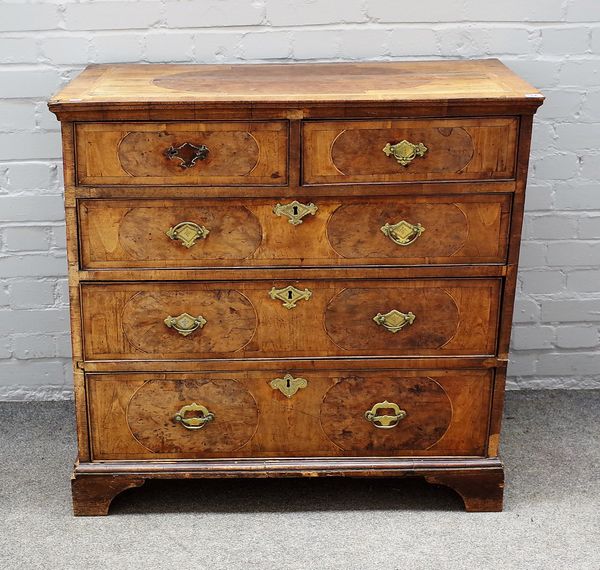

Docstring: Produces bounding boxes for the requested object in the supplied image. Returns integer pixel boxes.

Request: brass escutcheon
[166,221,210,248]
[164,312,207,336]
[165,142,209,169]
[373,309,416,333]
[269,285,312,309]
[270,373,308,398]
[364,400,407,429]
[174,402,215,430]
[381,220,425,246]
[383,140,428,166]
[273,200,318,226]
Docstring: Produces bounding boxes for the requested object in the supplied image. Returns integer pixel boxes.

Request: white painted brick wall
[0,0,599,399]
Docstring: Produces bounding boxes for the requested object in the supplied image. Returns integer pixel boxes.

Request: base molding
[71,457,504,515]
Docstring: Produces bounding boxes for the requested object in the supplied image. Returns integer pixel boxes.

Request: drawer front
[79,194,511,269]
[87,369,493,460]
[75,121,288,186]
[302,118,518,185]
[80,279,501,360]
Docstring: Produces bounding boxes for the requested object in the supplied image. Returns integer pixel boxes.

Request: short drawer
[87,369,493,460]
[75,121,288,186]
[302,118,518,185]
[80,279,501,360]
[78,194,511,269]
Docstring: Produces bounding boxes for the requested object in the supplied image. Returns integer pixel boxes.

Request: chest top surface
[49,59,542,112]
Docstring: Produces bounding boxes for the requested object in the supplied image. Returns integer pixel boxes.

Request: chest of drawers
[49,60,543,515]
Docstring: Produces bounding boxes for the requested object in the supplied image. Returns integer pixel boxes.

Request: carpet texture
[0,391,598,570]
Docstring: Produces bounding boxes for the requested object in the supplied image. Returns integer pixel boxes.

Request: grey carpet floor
[0,391,599,570]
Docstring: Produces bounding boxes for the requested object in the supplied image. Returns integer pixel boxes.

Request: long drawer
[302,118,518,185]
[75,121,288,186]
[87,369,493,460]
[80,279,501,360]
[78,194,511,269]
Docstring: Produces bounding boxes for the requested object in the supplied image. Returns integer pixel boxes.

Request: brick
[537,352,600,375]
[389,28,438,57]
[542,299,600,322]
[0,38,38,64]
[0,384,73,401]
[531,123,556,152]
[55,334,72,358]
[512,325,555,350]
[512,297,540,323]
[527,215,578,240]
[524,184,553,210]
[554,183,600,210]
[567,0,600,22]
[0,360,65,387]
[504,60,560,89]
[9,279,55,309]
[35,103,61,132]
[0,69,63,98]
[560,60,600,87]
[4,227,50,252]
[593,29,600,54]
[268,0,364,26]
[0,3,60,32]
[0,132,62,161]
[520,270,564,294]
[438,28,482,58]
[5,163,57,192]
[293,30,340,60]
[13,335,59,359]
[66,2,162,30]
[0,285,9,307]
[463,0,564,21]
[580,154,600,179]
[0,101,36,131]
[368,0,464,22]
[536,89,582,121]
[92,35,144,63]
[193,32,243,63]
[339,29,388,59]
[518,242,547,268]
[52,226,67,250]
[55,279,69,306]
[0,254,67,278]
[0,307,68,334]
[567,269,600,292]
[41,36,90,65]
[533,154,579,181]
[555,326,598,349]
[555,123,600,151]
[579,217,600,239]
[507,354,536,376]
[542,27,590,54]
[0,196,63,222]
[165,0,264,28]
[0,339,11,359]
[146,33,194,63]
[581,90,600,121]
[547,241,600,267]
[242,31,291,60]
[485,27,533,55]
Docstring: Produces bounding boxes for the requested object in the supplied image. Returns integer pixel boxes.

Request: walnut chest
[49,60,543,515]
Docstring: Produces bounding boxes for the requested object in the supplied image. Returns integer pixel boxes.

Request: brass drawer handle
[381,220,424,246]
[166,221,210,248]
[373,309,415,333]
[383,140,428,166]
[165,142,209,169]
[164,312,207,336]
[269,285,312,309]
[365,400,407,429]
[174,403,215,430]
[273,200,318,226]
[270,373,308,398]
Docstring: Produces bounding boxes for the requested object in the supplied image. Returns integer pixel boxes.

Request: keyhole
[288,290,293,300]
[292,205,298,216]
[286,377,291,388]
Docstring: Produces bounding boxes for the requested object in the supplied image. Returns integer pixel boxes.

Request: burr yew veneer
[49,60,543,515]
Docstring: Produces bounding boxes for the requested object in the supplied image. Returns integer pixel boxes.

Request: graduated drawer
[75,121,288,186]
[78,194,511,269]
[80,279,501,360]
[87,369,493,460]
[302,118,518,185]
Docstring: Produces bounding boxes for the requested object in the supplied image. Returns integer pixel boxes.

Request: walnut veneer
[49,60,543,515]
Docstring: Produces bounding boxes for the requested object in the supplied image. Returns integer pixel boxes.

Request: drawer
[78,194,511,269]
[87,368,493,460]
[75,121,288,186]
[302,118,518,185]
[80,279,501,360]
